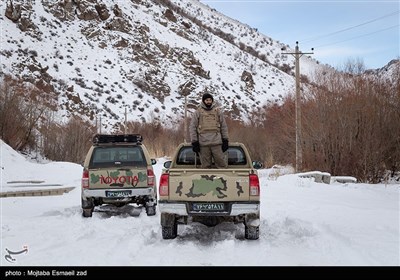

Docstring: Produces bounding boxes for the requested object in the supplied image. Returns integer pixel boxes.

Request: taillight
[249,174,260,196]
[147,168,155,186]
[159,173,169,196]
[82,169,89,189]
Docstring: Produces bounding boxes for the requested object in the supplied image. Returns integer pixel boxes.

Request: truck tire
[145,205,156,216]
[82,208,93,218]
[162,223,178,239]
[245,225,259,240]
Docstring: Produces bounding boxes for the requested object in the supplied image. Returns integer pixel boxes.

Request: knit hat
[202,93,213,103]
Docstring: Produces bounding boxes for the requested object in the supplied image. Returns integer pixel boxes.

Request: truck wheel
[162,223,178,239]
[82,208,93,218]
[245,225,259,240]
[146,205,156,216]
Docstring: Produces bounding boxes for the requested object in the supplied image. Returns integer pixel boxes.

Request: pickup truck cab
[158,142,261,240]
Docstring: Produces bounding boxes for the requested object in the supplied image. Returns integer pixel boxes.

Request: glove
[222,138,229,152]
[192,141,200,153]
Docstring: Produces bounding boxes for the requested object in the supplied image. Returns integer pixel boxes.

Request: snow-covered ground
[1,140,399,266]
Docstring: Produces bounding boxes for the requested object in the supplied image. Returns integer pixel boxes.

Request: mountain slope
[0,0,300,129]
[0,0,394,130]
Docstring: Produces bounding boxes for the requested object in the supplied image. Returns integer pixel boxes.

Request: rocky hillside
[0,0,396,130]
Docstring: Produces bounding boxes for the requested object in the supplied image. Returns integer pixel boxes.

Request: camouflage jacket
[189,102,229,146]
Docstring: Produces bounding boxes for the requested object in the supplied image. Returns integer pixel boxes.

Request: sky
[200,0,400,69]
[1,139,399,268]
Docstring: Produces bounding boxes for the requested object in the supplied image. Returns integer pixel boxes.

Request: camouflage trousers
[199,145,227,168]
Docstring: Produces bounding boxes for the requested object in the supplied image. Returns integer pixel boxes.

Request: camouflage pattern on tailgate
[89,168,148,189]
[169,172,249,201]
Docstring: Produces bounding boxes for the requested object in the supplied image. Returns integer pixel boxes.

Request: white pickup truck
[158,142,262,240]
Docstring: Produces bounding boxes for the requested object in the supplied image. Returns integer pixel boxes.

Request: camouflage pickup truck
[81,134,157,218]
[158,142,262,240]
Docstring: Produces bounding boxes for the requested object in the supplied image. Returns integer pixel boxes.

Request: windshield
[89,146,147,168]
[176,146,247,165]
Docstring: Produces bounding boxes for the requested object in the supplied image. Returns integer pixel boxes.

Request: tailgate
[88,167,148,189]
[168,169,250,201]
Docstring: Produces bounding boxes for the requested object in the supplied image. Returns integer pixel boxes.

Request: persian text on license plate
[105,190,132,198]
[192,203,225,211]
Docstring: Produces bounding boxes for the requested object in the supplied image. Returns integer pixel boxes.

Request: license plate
[192,203,225,212]
[105,190,132,198]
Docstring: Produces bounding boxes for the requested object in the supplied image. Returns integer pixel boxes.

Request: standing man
[189,93,229,168]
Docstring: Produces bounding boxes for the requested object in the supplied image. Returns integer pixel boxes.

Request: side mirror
[151,158,157,165]
[252,161,263,169]
[163,160,172,169]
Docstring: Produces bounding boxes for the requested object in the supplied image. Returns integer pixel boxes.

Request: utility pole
[179,79,196,143]
[282,42,313,172]
[124,106,127,134]
[99,115,102,134]
[184,94,188,143]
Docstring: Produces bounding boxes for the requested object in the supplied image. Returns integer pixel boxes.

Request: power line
[314,24,399,48]
[301,10,400,43]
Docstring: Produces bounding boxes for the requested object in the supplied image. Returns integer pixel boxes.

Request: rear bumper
[82,187,155,198]
[159,201,260,216]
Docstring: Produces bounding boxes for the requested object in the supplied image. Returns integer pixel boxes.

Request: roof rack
[92,134,143,144]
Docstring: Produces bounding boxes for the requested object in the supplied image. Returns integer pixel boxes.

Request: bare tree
[0,75,57,151]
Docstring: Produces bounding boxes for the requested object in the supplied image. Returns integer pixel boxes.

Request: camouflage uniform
[189,94,229,168]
